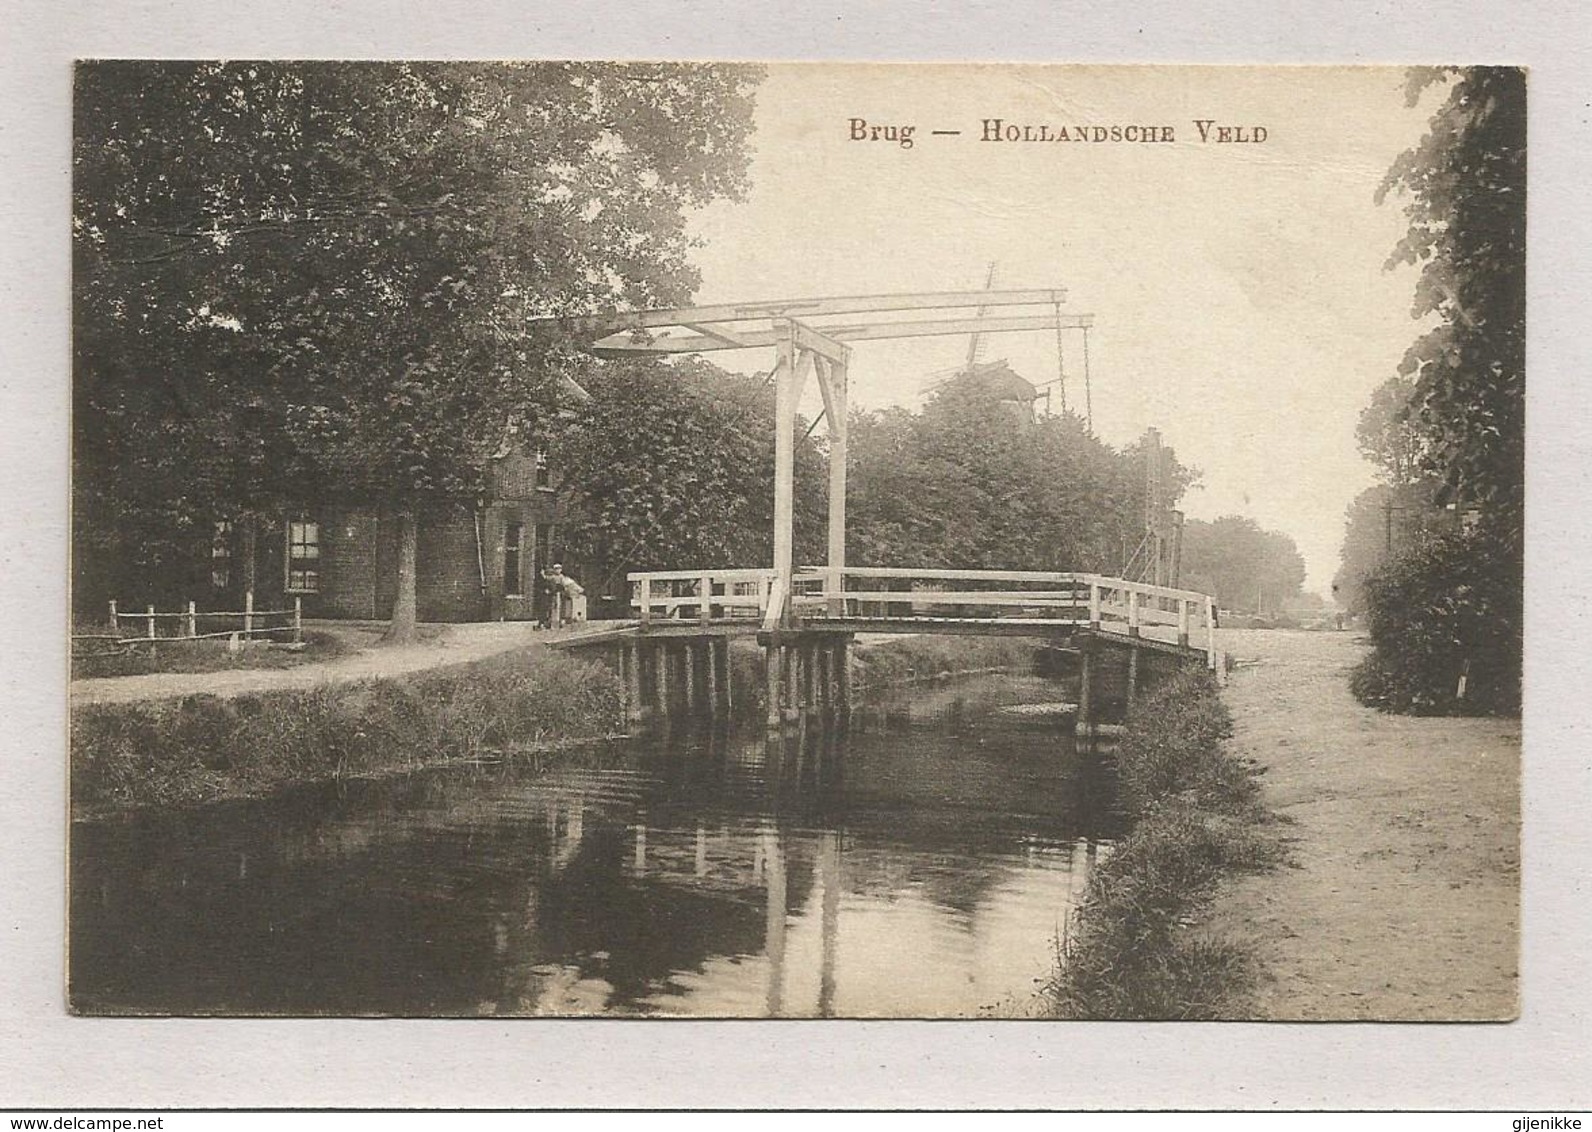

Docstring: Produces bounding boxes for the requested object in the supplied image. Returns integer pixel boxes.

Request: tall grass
[1045,669,1286,1019]
[71,629,355,680]
[851,635,1034,690]
[71,650,622,816]
[713,635,1034,723]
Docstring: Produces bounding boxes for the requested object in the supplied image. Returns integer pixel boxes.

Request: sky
[681,64,1440,595]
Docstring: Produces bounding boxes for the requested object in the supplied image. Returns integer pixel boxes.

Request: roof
[953,359,1039,403]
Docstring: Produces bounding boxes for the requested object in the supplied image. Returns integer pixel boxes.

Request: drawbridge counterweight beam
[538,289,1093,633]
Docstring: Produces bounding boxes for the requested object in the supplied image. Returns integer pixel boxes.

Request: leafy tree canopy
[1377,66,1525,521]
[556,356,827,595]
[73,60,763,618]
[1180,515,1306,616]
[846,379,1193,573]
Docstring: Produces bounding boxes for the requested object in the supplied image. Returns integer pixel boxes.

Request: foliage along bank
[71,650,623,819]
[1045,669,1287,1020]
[1340,67,1524,715]
[73,61,764,635]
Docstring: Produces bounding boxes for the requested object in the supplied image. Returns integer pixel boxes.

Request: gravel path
[1202,629,1519,1020]
[69,620,621,706]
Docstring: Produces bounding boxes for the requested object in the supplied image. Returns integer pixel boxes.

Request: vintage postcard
[67,61,1522,1022]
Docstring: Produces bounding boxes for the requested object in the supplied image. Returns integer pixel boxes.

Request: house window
[211,520,233,589]
[285,519,320,593]
[535,446,553,490]
[504,522,524,596]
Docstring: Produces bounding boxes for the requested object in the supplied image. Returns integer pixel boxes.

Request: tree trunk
[386,508,419,643]
[240,513,258,596]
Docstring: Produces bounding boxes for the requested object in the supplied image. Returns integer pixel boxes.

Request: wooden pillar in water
[835,637,852,713]
[704,638,720,716]
[783,645,800,723]
[1127,643,1140,710]
[683,641,698,712]
[765,644,782,729]
[718,639,734,715]
[1078,637,1095,736]
[657,642,672,717]
[624,641,644,725]
[802,640,818,714]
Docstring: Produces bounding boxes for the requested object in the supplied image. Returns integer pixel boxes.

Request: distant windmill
[912,263,1092,429]
[917,262,1006,397]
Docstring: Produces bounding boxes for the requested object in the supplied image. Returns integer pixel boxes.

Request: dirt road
[1204,629,1519,1020]
[69,620,616,706]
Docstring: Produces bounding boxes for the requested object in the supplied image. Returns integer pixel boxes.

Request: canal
[69,670,1119,1017]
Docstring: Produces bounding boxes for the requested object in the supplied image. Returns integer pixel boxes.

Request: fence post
[639,577,652,626]
[1178,599,1190,648]
[108,600,118,635]
[146,604,156,640]
[1088,582,1100,629]
[244,589,254,639]
[1127,589,1141,637]
[294,596,303,643]
[186,600,197,639]
[1205,598,1218,671]
[700,573,713,624]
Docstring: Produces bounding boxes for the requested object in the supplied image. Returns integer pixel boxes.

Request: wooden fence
[74,592,303,654]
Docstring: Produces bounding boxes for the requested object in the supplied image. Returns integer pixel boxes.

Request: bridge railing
[630,568,780,625]
[789,567,1218,666]
[628,565,1219,668]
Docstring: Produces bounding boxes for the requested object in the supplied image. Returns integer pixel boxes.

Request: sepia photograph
[66,61,1524,1022]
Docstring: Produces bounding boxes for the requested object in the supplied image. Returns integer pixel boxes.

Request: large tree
[1376,66,1525,522]
[1346,66,1525,713]
[846,381,1185,573]
[555,355,827,598]
[1333,374,1450,614]
[73,60,762,636]
[1180,515,1307,617]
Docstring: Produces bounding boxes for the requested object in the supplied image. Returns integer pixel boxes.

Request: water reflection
[71,674,1116,1017]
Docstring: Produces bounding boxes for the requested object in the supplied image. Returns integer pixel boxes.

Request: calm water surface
[70,673,1117,1017]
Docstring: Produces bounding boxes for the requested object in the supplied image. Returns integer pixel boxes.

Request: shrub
[1046,665,1285,1019]
[71,650,623,815]
[71,630,355,680]
[851,636,1033,689]
[1350,516,1521,716]
[1114,669,1253,820]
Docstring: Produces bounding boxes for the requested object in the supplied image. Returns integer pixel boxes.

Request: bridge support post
[657,642,672,717]
[1127,643,1140,710]
[624,641,645,725]
[704,639,720,716]
[825,353,849,618]
[1078,637,1095,737]
[765,644,782,729]
[683,641,699,713]
[836,636,852,713]
[783,645,801,723]
[802,640,818,715]
[717,639,733,715]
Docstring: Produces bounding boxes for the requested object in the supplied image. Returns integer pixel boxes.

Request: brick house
[205,439,570,624]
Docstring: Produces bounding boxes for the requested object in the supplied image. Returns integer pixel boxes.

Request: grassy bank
[71,649,622,818]
[1044,668,1288,1019]
[73,633,1032,818]
[71,628,358,680]
[851,635,1035,690]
